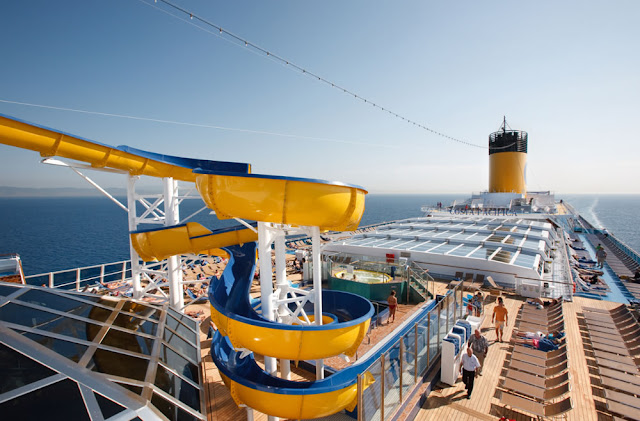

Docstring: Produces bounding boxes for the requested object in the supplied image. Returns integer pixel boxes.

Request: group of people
[459,296,509,399]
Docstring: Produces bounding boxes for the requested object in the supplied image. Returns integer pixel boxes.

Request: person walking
[468,329,489,375]
[596,247,607,268]
[492,297,508,342]
[387,290,398,324]
[460,347,481,399]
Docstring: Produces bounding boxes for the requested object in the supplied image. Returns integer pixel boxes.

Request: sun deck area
[416,291,639,421]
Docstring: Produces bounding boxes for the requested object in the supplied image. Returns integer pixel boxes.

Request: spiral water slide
[0,113,376,418]
[132,172,375,419]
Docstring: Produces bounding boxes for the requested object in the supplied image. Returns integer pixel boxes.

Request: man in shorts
[492,296,508,342]
[387,290,398,324]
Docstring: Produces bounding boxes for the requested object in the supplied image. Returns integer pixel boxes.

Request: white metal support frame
[163,177,184,309]
[254,222,326,419]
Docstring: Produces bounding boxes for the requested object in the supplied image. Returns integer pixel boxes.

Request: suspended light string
[140,0,486,149]
[0,99,401,149]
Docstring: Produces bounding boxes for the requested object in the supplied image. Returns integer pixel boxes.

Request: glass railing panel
[383,341,401,420]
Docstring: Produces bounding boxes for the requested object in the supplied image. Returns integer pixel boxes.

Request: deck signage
[450,208,518,216]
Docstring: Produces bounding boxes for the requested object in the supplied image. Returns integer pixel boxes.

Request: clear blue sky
[1,0,638,194]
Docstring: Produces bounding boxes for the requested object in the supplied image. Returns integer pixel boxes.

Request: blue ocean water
[0,194,637,276]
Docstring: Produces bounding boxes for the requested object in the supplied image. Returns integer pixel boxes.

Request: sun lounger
[590,335,632,349]
[502,377,570,402]
[522,304,562,316]
[511,349,567,367]
[519,313,563,325]
[605,389,640,409]
[483,275,511,295]
[585,312,637,327]
[594,350,639,367]
[501,377,545,400]
[588,329,637,344]
[599,367,640,387]
[606,400,640,421]
[590,341,632,356]
[499,391,572,418]
[509,359,568,377]
[513,344,567,360]
[595,357,638,374]
[517,322,563,335]
[505,369,546,388]
[583,304,628,315]
[600,376,640,397]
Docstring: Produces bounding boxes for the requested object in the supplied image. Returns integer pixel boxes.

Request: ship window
[113,313,158,336]
[166,315,197,344]
[492,250,513,264]
[94,392,127,418]
[0,379,90,421]
[448,245,479,257]
[101,329,154,356]
[0,284,20,297]
[20,331,88,363]
[514,253,537,269]
[114,382,144,395]
[17,290,112,323]
[121,301,160,321]
[1,304,103,342]
[163,330,197,362]
[154,364,201,410]
[151,392,201,421]
[88,348,149,381]
[159,344,199,377]
[0,343,58,394]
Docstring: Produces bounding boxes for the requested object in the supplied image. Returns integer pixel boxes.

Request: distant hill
[0,186,160,197]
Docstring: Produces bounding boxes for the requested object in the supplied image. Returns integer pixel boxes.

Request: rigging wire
[0,98,400,149]
[138,0,487,149]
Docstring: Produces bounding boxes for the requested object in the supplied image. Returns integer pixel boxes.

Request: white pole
[311,226,324,380]
[164,177,184,310]
[274,232,290,380]
[258,222,277,373]
[126,176,142,299]
[258,222,279,421]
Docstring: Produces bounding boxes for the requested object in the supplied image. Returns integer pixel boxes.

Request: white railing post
[76,268,81,291]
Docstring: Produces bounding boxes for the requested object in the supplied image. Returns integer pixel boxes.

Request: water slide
[0,112,251,181]
[1,112,380,419]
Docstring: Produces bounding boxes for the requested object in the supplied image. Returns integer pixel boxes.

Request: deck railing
[25,260,132,290]
[356,282,464,420]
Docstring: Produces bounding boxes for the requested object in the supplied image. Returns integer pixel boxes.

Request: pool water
[333,269,392,284]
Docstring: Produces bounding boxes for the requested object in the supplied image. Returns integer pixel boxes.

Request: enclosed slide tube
[210,242,376,419]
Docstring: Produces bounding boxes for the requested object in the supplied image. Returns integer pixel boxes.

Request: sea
[0,194,638,276]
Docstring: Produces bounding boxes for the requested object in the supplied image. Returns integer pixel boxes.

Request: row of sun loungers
[580,304,640,420]
[497,299,573,419]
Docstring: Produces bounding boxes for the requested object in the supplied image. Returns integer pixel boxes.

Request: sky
[0,0,638,194]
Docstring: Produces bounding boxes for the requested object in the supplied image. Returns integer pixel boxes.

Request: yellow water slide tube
[196,171,367,231]
[0,113,250,181]
[130,222,257,262]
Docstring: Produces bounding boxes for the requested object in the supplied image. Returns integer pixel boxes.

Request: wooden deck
[197,266,637,421]
[416,295,628,421]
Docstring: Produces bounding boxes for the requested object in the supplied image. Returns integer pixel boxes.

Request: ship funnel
[488,117,527,194]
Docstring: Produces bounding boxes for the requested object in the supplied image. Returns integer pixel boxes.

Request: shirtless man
[387,290,398,324]
[492,296,508,342]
